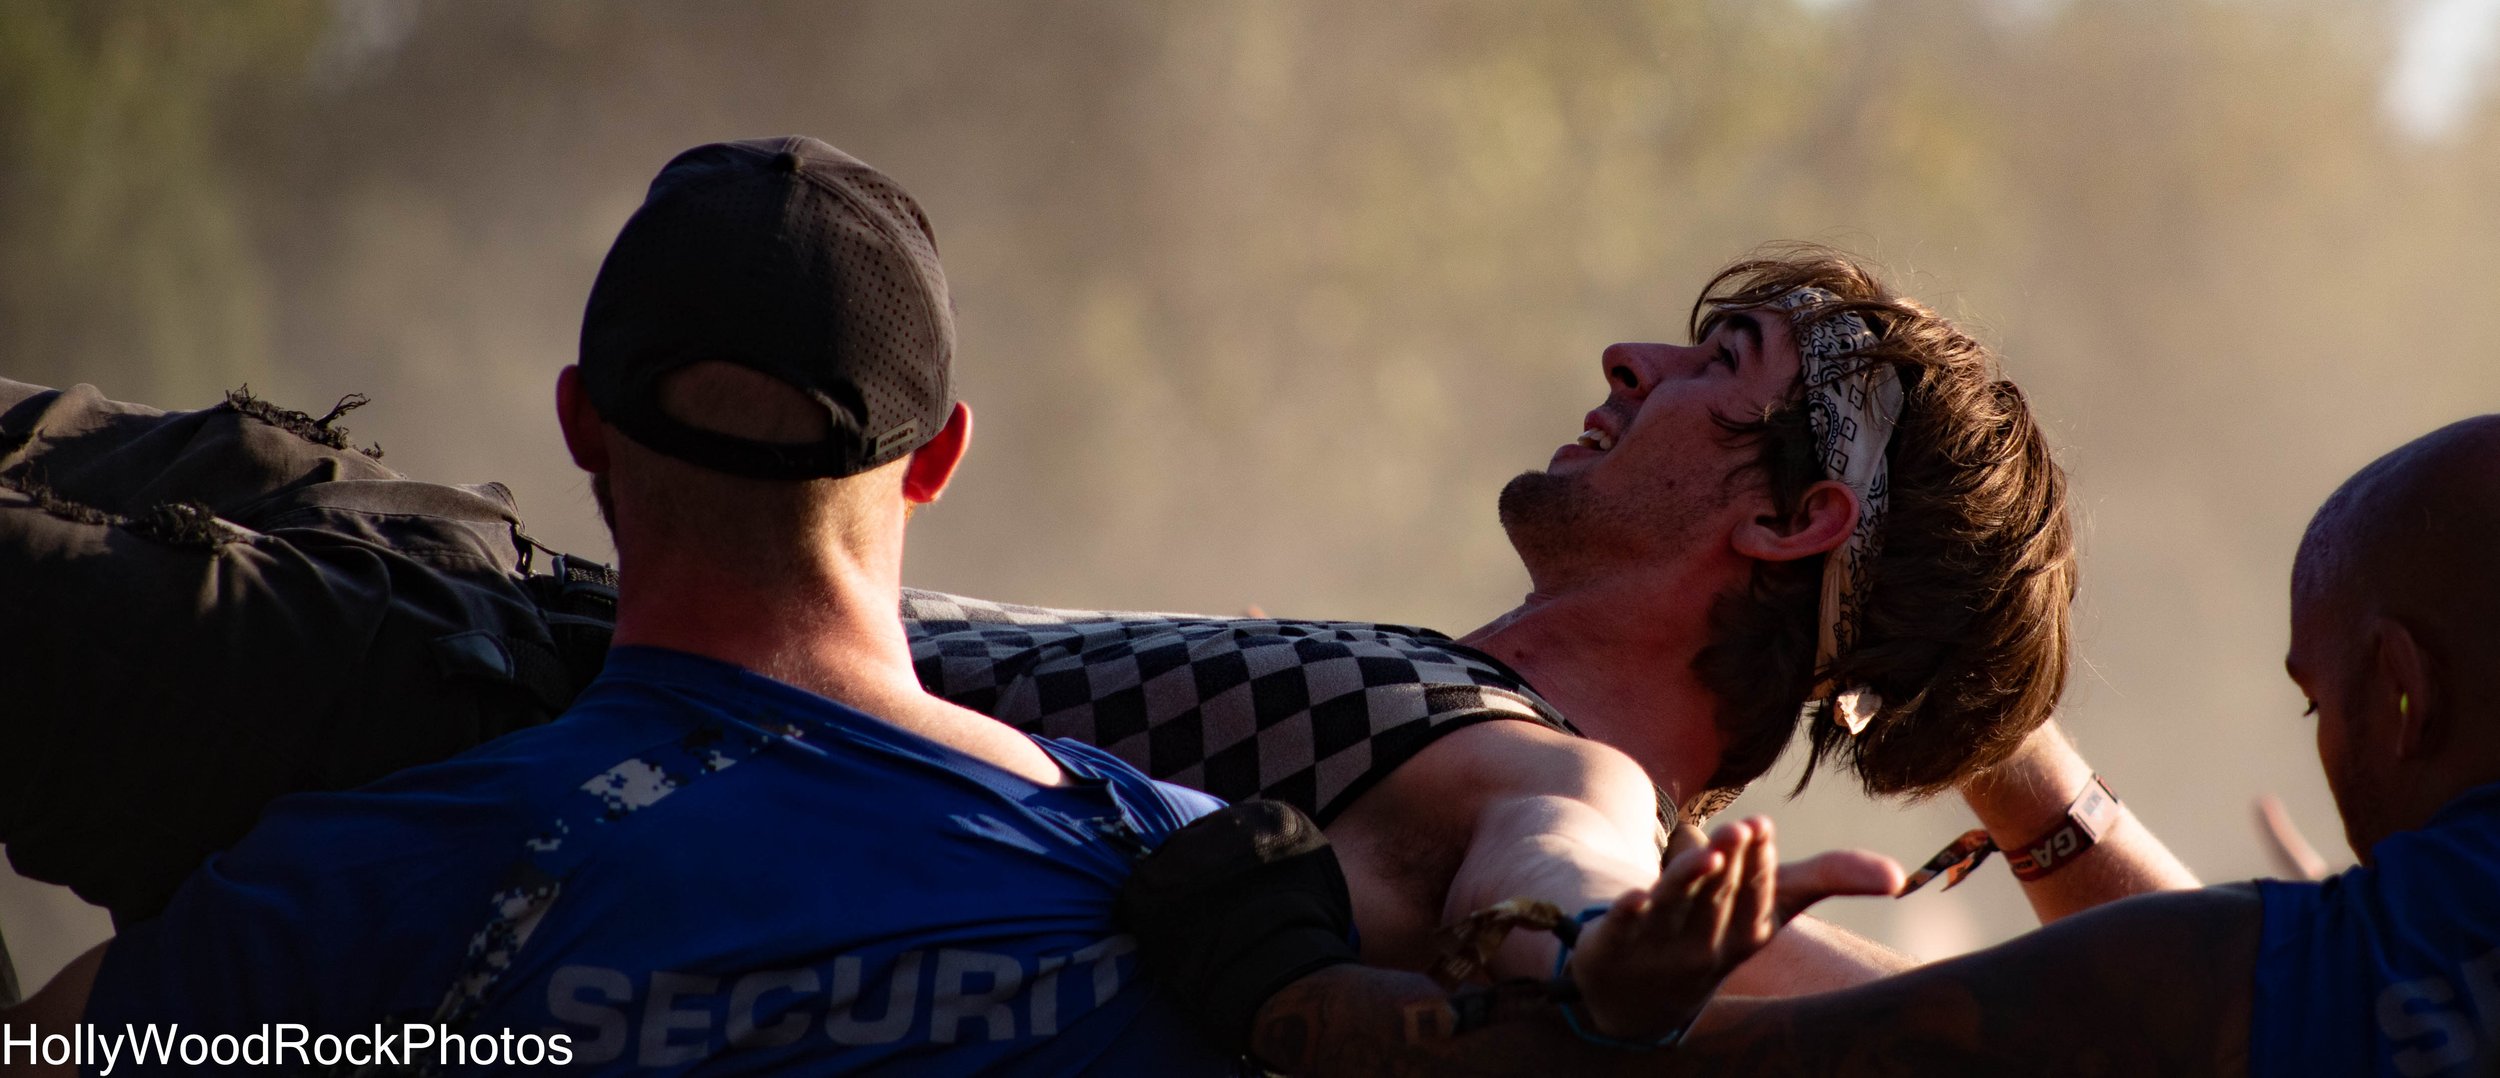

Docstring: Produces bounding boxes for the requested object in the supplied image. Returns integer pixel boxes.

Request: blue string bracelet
[1551,904,1698,1051]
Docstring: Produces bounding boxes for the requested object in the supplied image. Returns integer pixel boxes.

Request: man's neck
[608,553,1071,789]
[609,556,921,713]
[1459,571,1730,810]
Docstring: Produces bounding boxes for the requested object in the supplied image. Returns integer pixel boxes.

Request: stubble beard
[1496,469,1590,573]
[1497,466,1711,588]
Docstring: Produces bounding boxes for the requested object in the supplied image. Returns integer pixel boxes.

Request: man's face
[1498,307,1806,587]
[2286,586,2388,862]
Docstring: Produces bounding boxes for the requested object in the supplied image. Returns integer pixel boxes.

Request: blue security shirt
[2252,783,2500,1078]
[86,646,1240,1076]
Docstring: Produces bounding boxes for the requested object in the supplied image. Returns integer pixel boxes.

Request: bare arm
[1667,884,2258,1076]
[1250,821,1795,1077]
[1333,721,1912,990]
[1716,911,1916,992]
[0,942,106,1076]
[1248,882,2259,1077]
[1325,723,1664,978]
[1436,731,1671,980]
[1959,721,2200,922]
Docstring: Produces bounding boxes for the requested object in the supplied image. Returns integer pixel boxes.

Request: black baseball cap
[579,136,954,480]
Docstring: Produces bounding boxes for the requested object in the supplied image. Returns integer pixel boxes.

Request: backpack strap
[535,551,619,685]
[427,548,619,716]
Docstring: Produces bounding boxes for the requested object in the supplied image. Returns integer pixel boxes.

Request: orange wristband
[1898,774,2121,895]
[2002,774,2120,881]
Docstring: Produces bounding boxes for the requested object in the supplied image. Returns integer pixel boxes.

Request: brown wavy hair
[1685,244,2076,812]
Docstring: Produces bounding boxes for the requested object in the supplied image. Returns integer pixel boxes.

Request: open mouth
[1574,427,1616,452]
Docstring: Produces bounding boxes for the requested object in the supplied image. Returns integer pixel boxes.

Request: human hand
[1569,816,1902,1041]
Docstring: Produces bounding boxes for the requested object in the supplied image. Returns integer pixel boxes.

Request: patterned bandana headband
[1778,286,1902,736]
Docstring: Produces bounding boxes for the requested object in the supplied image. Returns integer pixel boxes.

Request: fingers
[1728,817,1777,946]
[1613,820,1753,953]
[1772,848,1907,924]
[1664,822,1708,863]
[1576,815,1900,1047]
[1656,837,1725,903]
[1692,824,1736,903]
[1699,819,1755,944]
[1574,819,1760,1039]
[1646,818,1771,951]
[1620,820,1901,959]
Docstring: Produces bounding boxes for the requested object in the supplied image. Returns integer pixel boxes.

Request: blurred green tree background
[4,0,2496,966]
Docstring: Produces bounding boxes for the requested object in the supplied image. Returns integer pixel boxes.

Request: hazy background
[7,0,2499,984]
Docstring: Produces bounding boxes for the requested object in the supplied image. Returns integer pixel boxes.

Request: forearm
[1451,813,1912,994]
[1667,887,2258,1077]
[1715,914,1914,996]
[1245,888,2235,1078]
[1191,802,1919,1076]
[1959,721,2197,922]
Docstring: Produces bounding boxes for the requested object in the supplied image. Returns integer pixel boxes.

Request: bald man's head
[2289,415,2500,860]
[2295,416,2500,666]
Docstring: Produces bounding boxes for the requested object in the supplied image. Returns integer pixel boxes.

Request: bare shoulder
[1325,720,1584,859]
[1332,718,1662,872]
[1321,719,1661,968]
[1375,718,1656,806]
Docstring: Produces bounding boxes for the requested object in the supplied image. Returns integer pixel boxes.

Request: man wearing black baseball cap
[4,137,1242,1075]
[576,138,955,482]
[2,139,2184,1062]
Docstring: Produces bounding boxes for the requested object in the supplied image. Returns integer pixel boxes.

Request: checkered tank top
[902,590,1577,825]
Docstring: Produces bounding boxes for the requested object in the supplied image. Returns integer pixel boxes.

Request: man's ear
[2371,615,2436,761]
[901,402,972,505]
[1731,479,1859,563]
[554,366,611,474]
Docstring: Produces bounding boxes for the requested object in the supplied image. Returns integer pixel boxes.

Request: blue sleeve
[2251,876,2388,1078]
[2249,801,2500,1078]
[1040,737,1223,829]
[1147,780,1225,823]
[84,790,508,1047]
[88,855,330,1043]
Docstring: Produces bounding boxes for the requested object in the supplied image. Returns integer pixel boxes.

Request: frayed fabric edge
[225,385,385,460]
[0,473,238,550]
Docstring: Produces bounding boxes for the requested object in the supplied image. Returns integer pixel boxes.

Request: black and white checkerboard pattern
[903,589,1576,824]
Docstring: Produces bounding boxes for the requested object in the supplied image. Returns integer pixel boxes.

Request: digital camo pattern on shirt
[81,647,1237,1076]
[902,589,1578,825]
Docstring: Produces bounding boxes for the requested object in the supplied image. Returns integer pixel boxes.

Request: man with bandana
[0,245,2187,996]
[905,246,2195,989]
[1151,415,2500,1078]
